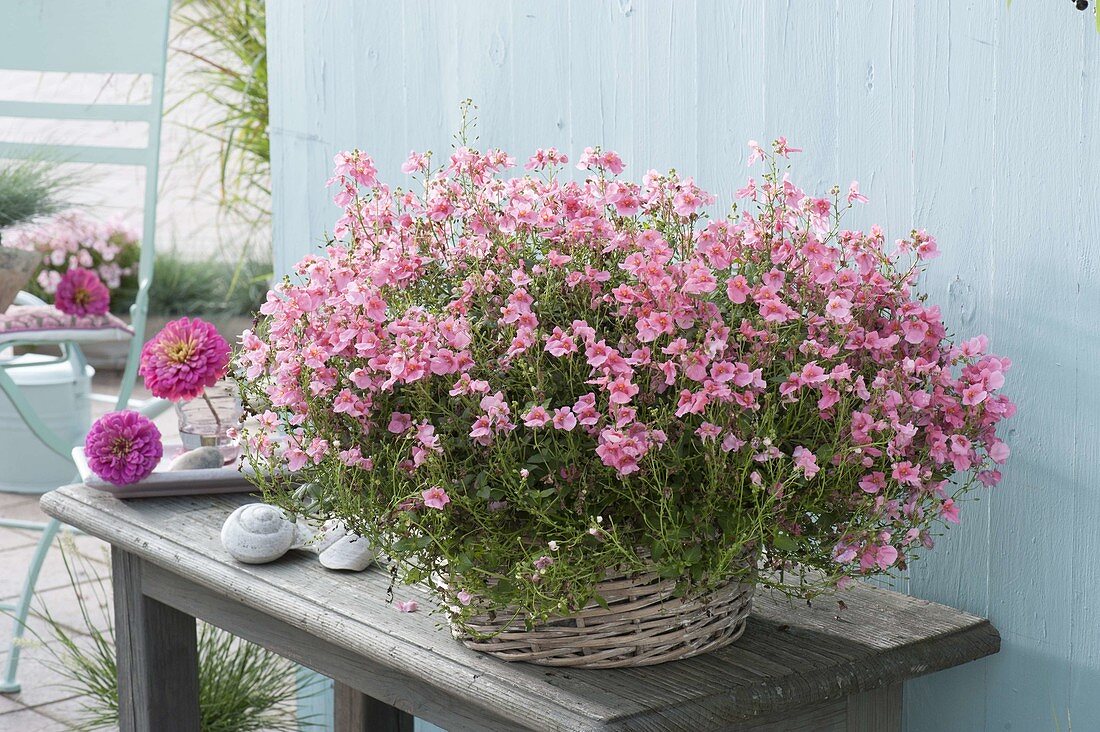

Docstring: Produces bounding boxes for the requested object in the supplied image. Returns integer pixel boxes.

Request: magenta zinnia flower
[84,411,163,485]
[139,317,231,401]
[55,268,110,316]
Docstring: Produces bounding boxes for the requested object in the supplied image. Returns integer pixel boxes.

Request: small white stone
[318,534,374,571]
[170,447,224,471]
[221,503,296,564]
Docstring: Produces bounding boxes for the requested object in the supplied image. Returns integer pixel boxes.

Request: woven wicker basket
[453,569,754,669]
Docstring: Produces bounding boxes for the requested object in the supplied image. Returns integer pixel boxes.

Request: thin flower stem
[203,390,223,429]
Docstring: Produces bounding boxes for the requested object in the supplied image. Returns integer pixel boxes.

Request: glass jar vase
[175,379,242,464]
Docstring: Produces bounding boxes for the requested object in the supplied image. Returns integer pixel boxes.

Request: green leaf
[773,532,798,552]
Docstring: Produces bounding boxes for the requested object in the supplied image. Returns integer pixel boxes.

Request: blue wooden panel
[904,3,999,729]
[268,3,1100,730]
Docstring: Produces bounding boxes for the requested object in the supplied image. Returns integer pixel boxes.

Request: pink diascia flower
[395,600,419,613]
[55,268,110,316]
[422,486,451,509]
[139,318,231,401]
[84,411,163,485]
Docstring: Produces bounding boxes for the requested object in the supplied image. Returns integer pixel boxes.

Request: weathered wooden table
[41,484,999,732]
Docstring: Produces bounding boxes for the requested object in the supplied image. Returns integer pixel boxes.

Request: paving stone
[0,633,93,709]
[27,582,113,637]
[0,536,109,601]
[0,495,50,524]
[0,686,22,714]
[0,705,71,730]
[0,529,37,552]
[31,694,114,731]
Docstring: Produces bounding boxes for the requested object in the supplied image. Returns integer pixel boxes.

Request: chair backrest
[0,0,172,408]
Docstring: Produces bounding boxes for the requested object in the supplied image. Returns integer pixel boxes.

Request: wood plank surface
[43,485,998,731]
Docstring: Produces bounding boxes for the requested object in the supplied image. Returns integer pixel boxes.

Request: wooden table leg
[112,548,201,731]
[846,683,902,731]
[334,680,415,732]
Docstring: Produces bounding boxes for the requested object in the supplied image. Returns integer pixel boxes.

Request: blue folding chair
[0,0,172,693]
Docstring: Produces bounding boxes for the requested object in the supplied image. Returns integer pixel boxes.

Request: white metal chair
[0,0,172,693]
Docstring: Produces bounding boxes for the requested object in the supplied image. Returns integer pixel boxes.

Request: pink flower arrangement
[54,268,110,316]
[5,210,140,307]
[84,411,163,485]
[239,136,1014,626]
[140,318,231,401]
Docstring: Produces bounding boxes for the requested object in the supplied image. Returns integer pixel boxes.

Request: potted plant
[237,134,1014,669]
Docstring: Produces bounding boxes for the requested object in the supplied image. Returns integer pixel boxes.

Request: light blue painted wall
[267,2,1100,729]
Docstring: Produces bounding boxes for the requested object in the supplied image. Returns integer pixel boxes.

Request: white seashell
[318,533,374,571]
[313,520,347,554]
[221,503,296,564]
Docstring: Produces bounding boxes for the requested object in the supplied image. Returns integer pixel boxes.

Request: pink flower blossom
[139,318,231,401]
[552,407,577,431]
[523,406,551,427]
[84,411,163,485]
[388,412,413,434]
[847,181,868,204]
[792,446,820,479]
[607,377,639,405]
[395,600,419,613]
[695,422,722,442]
[422,486,451,509]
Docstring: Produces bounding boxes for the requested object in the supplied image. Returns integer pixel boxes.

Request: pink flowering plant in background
[238,123,1014,628]
[4,210,140,311]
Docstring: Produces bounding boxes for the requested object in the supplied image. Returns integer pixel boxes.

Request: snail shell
[221,503,296,564]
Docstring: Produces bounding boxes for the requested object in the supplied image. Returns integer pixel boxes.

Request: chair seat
[0,305,133,347]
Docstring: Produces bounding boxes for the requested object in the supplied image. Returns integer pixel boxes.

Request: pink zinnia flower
[139,318,231,401]
[55,268,110,316]
[422,486,451,509]
[84,411,163,485]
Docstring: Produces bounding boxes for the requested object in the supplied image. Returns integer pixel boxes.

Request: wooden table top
[41,484,999,731]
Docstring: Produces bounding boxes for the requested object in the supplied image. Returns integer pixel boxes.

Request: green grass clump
[0,159,69,230]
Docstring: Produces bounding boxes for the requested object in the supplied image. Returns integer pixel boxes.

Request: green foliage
[27,544,318,731]
[0,159,68,230]
[131,252,270,317]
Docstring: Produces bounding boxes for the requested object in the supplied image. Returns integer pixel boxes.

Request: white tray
[72,445,260,498]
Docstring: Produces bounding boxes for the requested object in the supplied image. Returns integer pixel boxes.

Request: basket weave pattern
[455,570,755,669]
